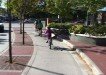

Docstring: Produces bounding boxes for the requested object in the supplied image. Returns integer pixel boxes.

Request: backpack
[38,22,43,28]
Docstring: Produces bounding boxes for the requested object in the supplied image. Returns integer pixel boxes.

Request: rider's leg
[51,38,53,45]
[40,29,42,36]
[49,38,53,45]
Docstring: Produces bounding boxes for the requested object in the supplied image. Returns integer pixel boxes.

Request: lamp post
[8,0,12,63]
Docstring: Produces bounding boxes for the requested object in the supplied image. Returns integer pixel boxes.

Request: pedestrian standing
[37,20,43,36]
[34,19,39,31]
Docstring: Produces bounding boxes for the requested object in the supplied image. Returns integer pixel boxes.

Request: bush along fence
[48,22,106,36]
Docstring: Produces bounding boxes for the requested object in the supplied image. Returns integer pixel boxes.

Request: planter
[70,33,106,46]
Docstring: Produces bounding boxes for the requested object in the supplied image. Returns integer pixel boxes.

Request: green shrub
[48,22,72,29]
[48,22,72,35]
[71,24,86,34]
[86,25,106,36]
[49,23,106,36]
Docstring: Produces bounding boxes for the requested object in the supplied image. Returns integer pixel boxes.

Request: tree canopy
[71,0,106,14]
[8,0,39,18]
[45,0,73,19]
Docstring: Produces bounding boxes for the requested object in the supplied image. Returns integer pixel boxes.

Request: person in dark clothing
[34,19,39,31]
[37,20,43,36]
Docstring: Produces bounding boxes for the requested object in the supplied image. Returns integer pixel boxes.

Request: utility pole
[8,0,12,63]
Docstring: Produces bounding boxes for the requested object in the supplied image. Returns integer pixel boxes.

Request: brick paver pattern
[68,39,106,75]
[0,27,34,75]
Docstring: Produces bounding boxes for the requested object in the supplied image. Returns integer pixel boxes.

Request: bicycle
[38,29,42,36]
[48,34,55,49]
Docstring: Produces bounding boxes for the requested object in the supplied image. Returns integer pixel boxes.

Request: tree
[0,0,1,7]
[7,0,39,44]
[45,0,73,22]
[71,0,106,25]
[8,0,38,34]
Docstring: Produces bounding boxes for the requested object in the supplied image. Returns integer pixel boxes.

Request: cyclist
[45,26,53,45]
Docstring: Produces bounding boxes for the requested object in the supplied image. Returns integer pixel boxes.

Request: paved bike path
[22,27,90,75]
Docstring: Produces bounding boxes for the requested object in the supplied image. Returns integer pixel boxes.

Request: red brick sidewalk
[0,27,34,75]
[68,39,106,75]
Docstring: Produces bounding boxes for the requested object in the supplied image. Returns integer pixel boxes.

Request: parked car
[0,20,4,32]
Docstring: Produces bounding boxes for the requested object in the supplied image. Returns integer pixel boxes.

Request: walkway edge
[21,32,37,75]
[62,39,104,75]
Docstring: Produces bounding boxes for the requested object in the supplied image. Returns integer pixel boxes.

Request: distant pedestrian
[34,19,39,31]
[37,20,43,36]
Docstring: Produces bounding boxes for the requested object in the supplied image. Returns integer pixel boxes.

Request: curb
[62,39,104,75]
[21,32,38,75]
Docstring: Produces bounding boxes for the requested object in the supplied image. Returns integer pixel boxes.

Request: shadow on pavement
[15,63,64,75]
[36,44,48,47]
[13,42,33,46]
[53,46,71,51]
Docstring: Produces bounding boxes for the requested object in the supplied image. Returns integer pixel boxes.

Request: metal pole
[8,0,12,63]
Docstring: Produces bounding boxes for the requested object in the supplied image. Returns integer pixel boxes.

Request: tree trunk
[86,11,89,26]
[8,0,13,63]
[19,13,23,34]
[20,16,22,34]
[101,13,105,25]
[22,14,25,44]
[93,13,98,25]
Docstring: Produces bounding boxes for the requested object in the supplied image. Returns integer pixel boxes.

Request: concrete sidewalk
[21,26,92,75]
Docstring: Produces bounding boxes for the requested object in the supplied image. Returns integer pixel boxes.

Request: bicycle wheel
[49,44,51,49]
[49,39,52,49]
